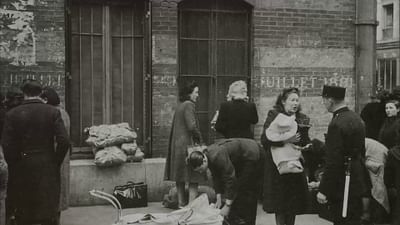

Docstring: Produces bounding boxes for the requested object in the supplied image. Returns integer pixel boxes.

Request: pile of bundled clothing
[85,123,145,167]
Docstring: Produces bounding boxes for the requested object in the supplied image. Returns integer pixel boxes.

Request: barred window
[178,0,252,144]
[377,59,398,90]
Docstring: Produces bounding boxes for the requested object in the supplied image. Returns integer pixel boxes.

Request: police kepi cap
[322,85,345,99]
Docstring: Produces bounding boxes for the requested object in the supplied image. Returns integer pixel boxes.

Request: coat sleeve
[53,110,70,165]
[1,113,20,166]
[215,103,228,137]
[183,102,202,144]
[249,102,258,125]
[210,151,237,200]
[318,124,345,199]
[384,152,395,188]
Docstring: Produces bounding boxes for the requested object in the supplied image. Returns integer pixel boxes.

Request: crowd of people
[165,79,400,225]
[2,78,400,225]
[0,80,70,225]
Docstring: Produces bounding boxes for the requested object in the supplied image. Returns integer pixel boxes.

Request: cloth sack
[85,123,137,148]
[94,146,127,167]
[265,113,303,174]
[365,138,390,213]
[265,113,297,142]
[113,181,148,208]
[122,194,222,225]
[121,141,138,155]
[273,157,303,174]
[162,185,216,209]
[126,148,145,162]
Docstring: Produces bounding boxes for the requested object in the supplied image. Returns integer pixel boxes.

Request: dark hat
[322,85,345,100]
[20,79,42,97]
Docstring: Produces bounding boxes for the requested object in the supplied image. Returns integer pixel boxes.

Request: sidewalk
[61,203,331,225]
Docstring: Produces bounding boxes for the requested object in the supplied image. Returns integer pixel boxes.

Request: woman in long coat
[215,80,258,139]
[261,87,310,225]
[164,81,206,208]
[40,87,71,223]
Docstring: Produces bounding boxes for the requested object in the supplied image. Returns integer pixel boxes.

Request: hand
[285,133,300,144]
[317,192,328,204]
[214,194,222,209]
[220,205,231,217]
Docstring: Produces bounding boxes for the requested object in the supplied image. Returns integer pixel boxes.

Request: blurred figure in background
[378,99,400,150]
[360,88,390,140]
[2,88,24,224]
[3,87,24,111]
[40,87,71,225]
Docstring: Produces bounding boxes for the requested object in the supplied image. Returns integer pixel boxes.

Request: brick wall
[0,0,362,157]
[151,0,359,156]
[151,0,179,157]
[0,0,66,101]
[253,0,357,142]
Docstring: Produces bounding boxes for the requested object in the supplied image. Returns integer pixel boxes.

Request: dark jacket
[360,102,386,140]
[1,99,70,221]
[379,116,400,150]
[215,100,258,139]
[319,107,368,221]
[206,138,263,225]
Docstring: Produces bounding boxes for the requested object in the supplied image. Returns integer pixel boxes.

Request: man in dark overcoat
[2,80,70,225]
[187,138,264,225]
[317,85,368,225]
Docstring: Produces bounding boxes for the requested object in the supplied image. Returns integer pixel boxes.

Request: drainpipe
[355,0,378,113]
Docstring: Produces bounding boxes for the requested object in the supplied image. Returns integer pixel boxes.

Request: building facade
[376,0,400,91]
[0,0,375,157]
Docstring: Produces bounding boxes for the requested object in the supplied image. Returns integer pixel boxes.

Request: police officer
[187,138,264,225]
[317,85,368,225]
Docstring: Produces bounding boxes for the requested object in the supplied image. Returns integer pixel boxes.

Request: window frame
[376,58,398,91]
[177,0,253,144]
[66,0,151,158]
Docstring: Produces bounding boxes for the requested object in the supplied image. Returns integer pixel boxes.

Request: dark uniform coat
[319,107,368,224]
[206,138,264,225]
[261,109,310,214]
[164,100,206,183]
[215,100,258,139]
[2,99,70,222]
